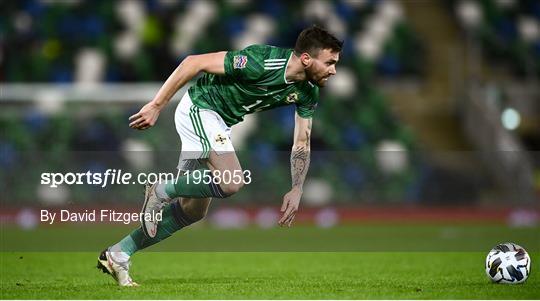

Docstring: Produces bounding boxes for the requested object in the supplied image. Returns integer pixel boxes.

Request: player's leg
[98,92,206,285]
[180,196,212,221]
[151,150,244,201]
[164,165,213,222]
[98,195,210,286]
[109,196,210,256]
[115,165,212,252]
[140,95,244,239]
[146,105,242,206]
[205,150,245,196]
[96,201,184,287]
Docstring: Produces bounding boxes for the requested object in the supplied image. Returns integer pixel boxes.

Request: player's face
[306,49,339,87]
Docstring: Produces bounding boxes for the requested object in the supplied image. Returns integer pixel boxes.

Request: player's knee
[214,169,245,196]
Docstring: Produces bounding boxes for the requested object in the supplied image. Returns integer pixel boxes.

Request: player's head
[294,25,343,87]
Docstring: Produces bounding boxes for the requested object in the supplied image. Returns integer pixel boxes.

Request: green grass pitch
[1,225,539,299]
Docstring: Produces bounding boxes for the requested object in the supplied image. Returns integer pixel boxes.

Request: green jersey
[188,45,319,126]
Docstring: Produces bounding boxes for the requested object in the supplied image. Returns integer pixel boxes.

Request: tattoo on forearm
[290,118,312,189]
[291,133,311,189]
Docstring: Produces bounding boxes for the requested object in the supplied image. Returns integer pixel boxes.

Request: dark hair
[294,25,343,56]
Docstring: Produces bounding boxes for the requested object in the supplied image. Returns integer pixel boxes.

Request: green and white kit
[175,44,319,170]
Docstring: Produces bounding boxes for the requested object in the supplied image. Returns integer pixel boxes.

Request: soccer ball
[485,242,531,284]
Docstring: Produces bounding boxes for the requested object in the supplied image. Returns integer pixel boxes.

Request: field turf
[1,224,539,299]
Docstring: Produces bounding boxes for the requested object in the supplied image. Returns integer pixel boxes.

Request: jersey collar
[283,50,294,85]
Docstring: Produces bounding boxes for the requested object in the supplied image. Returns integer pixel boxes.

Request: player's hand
[278,188,302,227]
[129,102,161,130]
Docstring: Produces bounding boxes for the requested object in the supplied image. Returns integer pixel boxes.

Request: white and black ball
[485,242,531,284]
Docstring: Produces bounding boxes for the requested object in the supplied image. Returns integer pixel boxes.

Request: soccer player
[97,25,342,286]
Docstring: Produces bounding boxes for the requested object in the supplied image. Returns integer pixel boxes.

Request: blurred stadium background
[1,0,539,241]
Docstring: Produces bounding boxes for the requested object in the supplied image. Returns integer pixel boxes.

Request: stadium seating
[452,0,540,76]
[452,0,540,197]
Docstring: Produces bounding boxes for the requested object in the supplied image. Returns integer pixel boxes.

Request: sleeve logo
[233,55,248,69]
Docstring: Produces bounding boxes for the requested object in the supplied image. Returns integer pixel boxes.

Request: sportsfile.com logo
[40,169,253,188]
[40,169,180,188]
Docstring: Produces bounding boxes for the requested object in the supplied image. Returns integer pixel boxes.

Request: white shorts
[175,91,234,170]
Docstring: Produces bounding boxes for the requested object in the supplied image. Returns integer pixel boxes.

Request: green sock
[163,168,228,199]
[112,201,194,256]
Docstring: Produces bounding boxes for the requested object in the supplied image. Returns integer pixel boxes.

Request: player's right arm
[129,51,227,130]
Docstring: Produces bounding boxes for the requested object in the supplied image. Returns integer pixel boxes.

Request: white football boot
[97,248,139,287]
[141,183,168,238]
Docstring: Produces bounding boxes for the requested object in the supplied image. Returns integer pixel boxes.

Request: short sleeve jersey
[188,45,319,126]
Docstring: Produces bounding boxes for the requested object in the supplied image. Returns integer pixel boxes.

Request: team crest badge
[285,92,299,104]
[214,134,227,146]
[233,55,248,69]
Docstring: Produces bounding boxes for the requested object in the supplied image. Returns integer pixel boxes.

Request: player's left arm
[278,112,312,227]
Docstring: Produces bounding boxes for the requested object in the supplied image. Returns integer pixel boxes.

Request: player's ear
[300,52,312,68]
